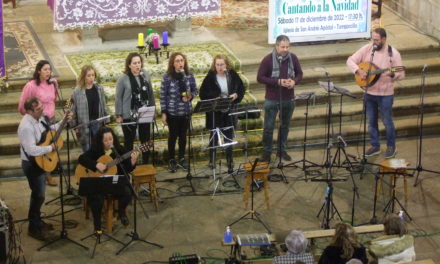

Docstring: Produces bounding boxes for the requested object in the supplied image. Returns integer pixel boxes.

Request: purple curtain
[0,2,5,78]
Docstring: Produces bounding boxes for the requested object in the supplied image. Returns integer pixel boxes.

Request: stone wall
[385,0,440,41]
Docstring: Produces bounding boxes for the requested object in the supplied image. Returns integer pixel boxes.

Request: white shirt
[216,75,228,98]
[18,114,59,161]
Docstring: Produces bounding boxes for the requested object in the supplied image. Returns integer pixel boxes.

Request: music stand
[288,91,320,180]
[78,176,126,258]
[228,158,271,233]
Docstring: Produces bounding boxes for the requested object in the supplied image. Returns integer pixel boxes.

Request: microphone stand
[38,119,88,251]
[112,146,163,255]
[410,65,440,186]
[269,56,289,184]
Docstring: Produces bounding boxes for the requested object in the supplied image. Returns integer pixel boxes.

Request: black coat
[199,69,245,129]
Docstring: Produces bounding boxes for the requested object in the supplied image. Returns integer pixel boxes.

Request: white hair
[285,230,308,254]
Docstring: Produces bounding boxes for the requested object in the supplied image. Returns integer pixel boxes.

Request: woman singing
[160,52,198,173]
[71,65,108,152]
[78,127,138,232]
[200,54,245,173]
[115,52,154,164]
[18,60,58,186]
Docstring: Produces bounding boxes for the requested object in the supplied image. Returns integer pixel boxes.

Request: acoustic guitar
[355,62,405,88]
[75,142,151,183]
[34,98,74,172]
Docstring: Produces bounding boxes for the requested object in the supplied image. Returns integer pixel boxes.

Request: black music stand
[228,158,271,233]
[288,91,320,180]
[78,176,126,258]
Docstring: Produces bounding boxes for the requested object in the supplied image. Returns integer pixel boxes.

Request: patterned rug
[3,21,56,80]
[192,0,268,29]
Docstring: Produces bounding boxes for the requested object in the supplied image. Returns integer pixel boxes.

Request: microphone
[180,69,186,78]
[372,45,378,52]
[48,77,57,85]
[422,64,428,72]
[277,56,283,63]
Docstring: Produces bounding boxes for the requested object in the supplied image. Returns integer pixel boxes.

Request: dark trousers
[22,160,46,231]
[87,184,131,231]
[167,115,189,160]
[122,120,150,164]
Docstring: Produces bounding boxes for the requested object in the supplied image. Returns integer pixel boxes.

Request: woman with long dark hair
[18,59,58,186]
[78,126,138,232]
[71,65,108,152]
[160,52,198,172]
[319,223,368,264]
[200,54,245,173]
[115,52,154,164]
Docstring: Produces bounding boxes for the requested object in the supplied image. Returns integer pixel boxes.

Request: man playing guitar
[18,97,72,241]
[347,27,405,159]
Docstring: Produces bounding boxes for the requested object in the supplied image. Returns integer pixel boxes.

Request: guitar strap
[388,45,393,65]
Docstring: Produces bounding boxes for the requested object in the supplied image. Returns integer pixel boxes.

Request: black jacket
[199,69,245,129]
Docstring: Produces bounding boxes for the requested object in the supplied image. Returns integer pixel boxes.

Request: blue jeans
[22,160,46,230]
[365,94,395,148]
[263,99,295,153]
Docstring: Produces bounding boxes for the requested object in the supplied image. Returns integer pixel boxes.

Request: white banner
[268,0,372,43]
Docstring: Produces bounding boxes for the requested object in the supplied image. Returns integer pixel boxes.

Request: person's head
[372,28,387,51]
[124,52,144,76]
[346,259,363,264]
[32,60,52,85]
[167,52,189,78]
[91,126,121,154]
[24,97,43,119]
[331,222,361,260]
[285,230,308,254]
[210,54,232,75]
[77,65,97,89]
[275,35,290,57]
[383,215,407,236]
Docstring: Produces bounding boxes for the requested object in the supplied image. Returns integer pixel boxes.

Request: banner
[268,0,371,44]
[0,2,5,78]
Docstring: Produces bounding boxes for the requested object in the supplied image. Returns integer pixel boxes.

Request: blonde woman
[71,65,108,152]
[318,223,368,264]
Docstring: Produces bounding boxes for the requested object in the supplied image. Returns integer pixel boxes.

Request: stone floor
[2,0,440,263]
[2,136,440,263]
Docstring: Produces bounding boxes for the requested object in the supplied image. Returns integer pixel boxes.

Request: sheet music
[138,106,156,124]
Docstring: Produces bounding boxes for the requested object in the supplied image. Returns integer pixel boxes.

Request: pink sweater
[18,80,57,118]
[347,43,405,96]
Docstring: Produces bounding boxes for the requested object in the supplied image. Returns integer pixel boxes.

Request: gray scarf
[271,49,295,79]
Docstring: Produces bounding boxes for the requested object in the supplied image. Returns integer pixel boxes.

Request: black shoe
[168,159,177,173]
[177,158,188,171]
[41,220,54,231]
[261,152,271,163]
[277,151,292,161]
[120,215,129,227]
[28,228,51,241]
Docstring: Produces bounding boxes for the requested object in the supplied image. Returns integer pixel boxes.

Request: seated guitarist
[347,27,405,159]
[18,97,72,241]
[78,126,138,233]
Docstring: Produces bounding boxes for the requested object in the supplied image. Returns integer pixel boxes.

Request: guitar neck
[105,149,134,169]
[52,115,69,142]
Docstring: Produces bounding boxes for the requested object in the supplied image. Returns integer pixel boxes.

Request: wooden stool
[243,162,270,209]
[132,164,159,212]
[377,159,410,204]
[83,196,123,233]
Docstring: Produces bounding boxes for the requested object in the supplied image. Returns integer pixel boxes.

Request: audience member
[273,230,314,264]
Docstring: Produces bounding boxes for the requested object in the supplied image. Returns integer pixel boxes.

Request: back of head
[383,215,407,236]
[331,223,360,259]
[285,230,308,254]
[346,258,363,264]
